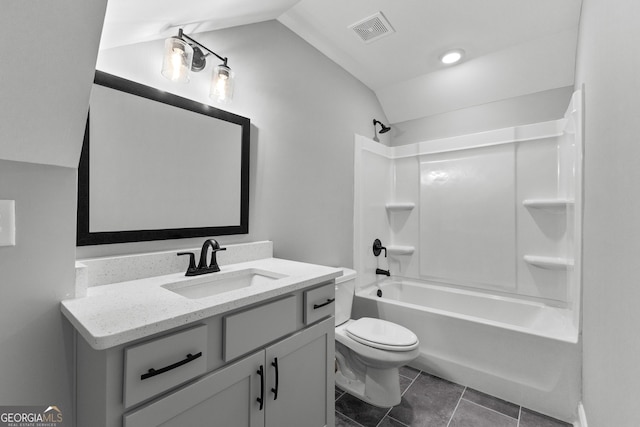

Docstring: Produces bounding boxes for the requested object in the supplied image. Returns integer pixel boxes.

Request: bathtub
[352,278,580,422]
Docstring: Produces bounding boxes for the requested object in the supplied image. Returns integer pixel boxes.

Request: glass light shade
[161,37,193,83]
[210,64,234,104]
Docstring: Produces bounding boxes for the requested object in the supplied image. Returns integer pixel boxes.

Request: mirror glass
[77,71,250,246]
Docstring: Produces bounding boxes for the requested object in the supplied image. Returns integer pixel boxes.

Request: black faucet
[177,239,227,276]
[373,239,390,276]
[372,239,387,257]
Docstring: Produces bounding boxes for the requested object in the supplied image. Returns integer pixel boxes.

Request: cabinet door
[265,317,335,427]
[124,351,265,427]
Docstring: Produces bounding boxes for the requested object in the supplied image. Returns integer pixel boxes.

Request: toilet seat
[346,317,419,351]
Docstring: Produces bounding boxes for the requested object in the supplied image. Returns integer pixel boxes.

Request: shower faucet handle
[372,239,387,257]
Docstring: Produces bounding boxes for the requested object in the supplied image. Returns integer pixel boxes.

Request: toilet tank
[335,268,357,326]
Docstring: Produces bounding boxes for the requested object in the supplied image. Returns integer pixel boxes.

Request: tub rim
[356,277,579,344]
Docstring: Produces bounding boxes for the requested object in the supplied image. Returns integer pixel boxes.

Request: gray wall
[0,14,386,426]
[0,160,78,418]
[0,0,106,167]
[575,0,640,425]
[0,1,105,423]
[80,20,389,267]
[390,86,574,146]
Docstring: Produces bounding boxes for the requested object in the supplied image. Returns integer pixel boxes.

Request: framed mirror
[77,71,250,246]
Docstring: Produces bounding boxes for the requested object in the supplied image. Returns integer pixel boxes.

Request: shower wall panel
[516,138,568,302]
[419,145,517,291]
[354,90,581,306]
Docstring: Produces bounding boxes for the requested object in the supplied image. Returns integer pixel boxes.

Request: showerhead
[373,119,391,134]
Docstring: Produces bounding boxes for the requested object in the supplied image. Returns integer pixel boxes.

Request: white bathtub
[352,278,581,422]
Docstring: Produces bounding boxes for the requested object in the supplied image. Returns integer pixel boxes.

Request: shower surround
[353,91,582,422]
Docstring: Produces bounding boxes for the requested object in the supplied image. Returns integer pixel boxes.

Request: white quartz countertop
[61,258,342,350]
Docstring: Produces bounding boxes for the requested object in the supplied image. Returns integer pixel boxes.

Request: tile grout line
[445,386,467,427]
[338,369,568,427]
[339,411,367,427]
[461,398,521,422]
[374,369,421,427]
[334,389,363,427]
[400,371,420,396]
[385,414,411,427]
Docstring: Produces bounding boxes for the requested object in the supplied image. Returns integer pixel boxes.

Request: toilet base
[335,366,401,408]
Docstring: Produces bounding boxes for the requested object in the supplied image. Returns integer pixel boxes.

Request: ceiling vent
[348,12,395,44]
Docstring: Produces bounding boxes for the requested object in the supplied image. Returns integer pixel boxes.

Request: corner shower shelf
[522,198,574,212]
[385,202,415,212]
[387,245,415,256]
[523,255,574,270]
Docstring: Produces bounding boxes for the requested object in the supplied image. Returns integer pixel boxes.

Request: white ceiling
[99,0,582,123]
[98,0,302,50]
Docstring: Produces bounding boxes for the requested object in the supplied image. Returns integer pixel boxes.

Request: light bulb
[170,49,185,81]
[161,37,193,83]
[210,64,234,104]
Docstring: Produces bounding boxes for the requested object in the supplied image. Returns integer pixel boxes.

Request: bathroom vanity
[62,254,340,427]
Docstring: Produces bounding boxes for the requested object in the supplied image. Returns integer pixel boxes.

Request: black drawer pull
[271,358,279,400]
[257,365,265,410]
[140,352,202,380]
[313,298,335,310]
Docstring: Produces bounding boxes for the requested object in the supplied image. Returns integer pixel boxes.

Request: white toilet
[334,268,419,407]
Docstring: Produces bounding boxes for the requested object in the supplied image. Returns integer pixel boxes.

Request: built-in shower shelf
[522,198,574,211]
[387,245,415,256]
[523,255,574,270]
[385,202,415,212]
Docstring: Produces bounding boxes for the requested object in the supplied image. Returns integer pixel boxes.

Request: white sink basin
[162,269,288,299]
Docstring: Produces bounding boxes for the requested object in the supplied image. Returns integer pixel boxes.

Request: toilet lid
[346,318,418,351]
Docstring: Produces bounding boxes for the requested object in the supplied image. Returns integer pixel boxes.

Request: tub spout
[376,268,390,276]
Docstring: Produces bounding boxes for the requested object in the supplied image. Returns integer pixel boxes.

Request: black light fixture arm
[178,28,228,66]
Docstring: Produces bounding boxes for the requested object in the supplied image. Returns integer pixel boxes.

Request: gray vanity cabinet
[76,282,336,427]
[264,317,334,427]
[124,351,264,427]
[123,317,334,427]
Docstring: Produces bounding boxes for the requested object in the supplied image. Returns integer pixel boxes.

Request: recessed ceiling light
[440,49,465,65]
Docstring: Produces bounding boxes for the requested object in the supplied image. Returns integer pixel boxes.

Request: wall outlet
[0,200,16,246]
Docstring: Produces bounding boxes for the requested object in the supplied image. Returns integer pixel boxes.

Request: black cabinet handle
[313,298,335,309]
[257,365,265,410]
[271,358,279,400]
[140,352,202,380]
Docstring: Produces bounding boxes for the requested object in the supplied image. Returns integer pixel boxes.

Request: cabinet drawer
[224,296,297,361]
[304,282,335,325]
[124,324,207,409]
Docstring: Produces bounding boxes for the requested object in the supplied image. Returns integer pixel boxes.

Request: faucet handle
[372,239,387,257]
[208,247,227,270]
[177,252,197,276]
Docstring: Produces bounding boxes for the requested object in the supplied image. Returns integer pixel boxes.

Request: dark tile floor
[335,366,572,427]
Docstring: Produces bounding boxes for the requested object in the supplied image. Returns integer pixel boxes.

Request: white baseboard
[575,402,588,427]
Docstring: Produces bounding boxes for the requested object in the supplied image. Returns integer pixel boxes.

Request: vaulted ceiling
[99,0,582,124]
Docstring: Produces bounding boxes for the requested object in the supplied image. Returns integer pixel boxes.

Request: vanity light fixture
[440,49,465,65]
[161,29,234,104]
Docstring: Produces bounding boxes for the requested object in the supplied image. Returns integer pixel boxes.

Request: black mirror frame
[77,71,250,246]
